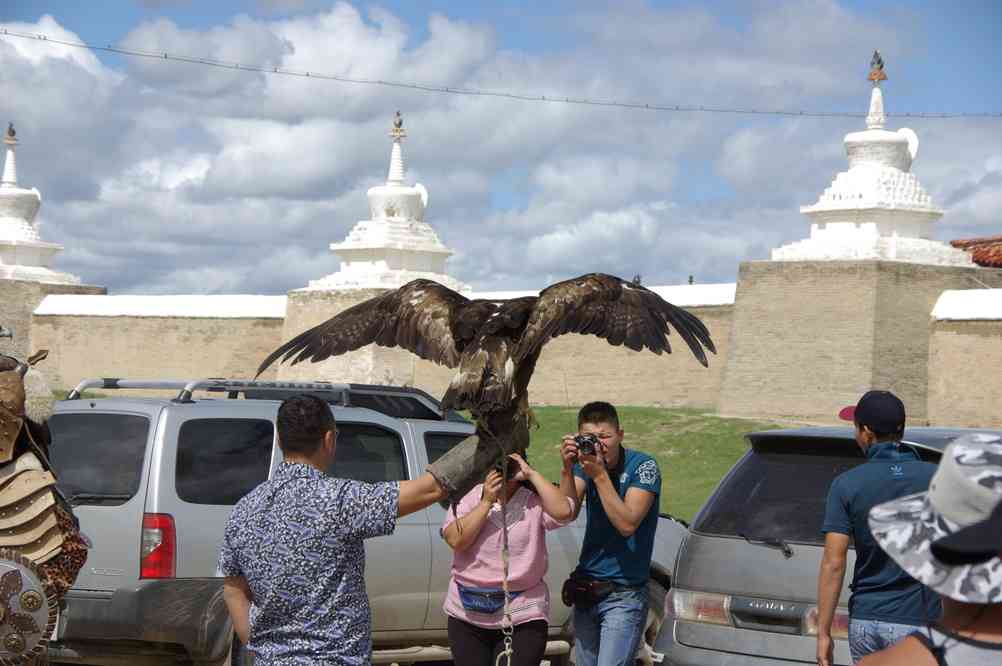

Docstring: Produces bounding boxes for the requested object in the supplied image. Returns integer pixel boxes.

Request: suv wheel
[197,634,250,666]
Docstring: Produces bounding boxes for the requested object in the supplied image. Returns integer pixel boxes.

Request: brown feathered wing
[256,280,489,377]
[513,273,716,366]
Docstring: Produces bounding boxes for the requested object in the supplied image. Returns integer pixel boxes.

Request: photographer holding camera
[559,402,662,666]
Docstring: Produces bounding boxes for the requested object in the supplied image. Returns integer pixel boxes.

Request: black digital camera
[573,433,600,457]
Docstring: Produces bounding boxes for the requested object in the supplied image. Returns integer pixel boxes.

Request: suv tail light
[140,513,176,579]
[804,605,850,639]
[666,588,733,627]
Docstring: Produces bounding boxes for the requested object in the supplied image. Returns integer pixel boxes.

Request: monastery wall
[33,311,285,391]
[928,321,1002,428]
[927,290,1002,429]
[0,280,105,361]
[719,261,1002,424]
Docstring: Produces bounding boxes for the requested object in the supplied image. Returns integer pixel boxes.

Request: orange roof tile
[950,235,1002,268]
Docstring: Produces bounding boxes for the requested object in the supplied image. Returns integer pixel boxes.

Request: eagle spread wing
[256,280,488,377]
[514,273,716,366]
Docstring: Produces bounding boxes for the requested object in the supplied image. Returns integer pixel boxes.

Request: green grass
[525,406,783,522]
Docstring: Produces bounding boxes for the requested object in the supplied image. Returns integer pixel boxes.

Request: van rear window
[176,419,274,505]
[48,413,150,506]
[692,438,862,545]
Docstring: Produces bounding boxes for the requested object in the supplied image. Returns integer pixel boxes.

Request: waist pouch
[562,574,646,608]
[457,582,523,614]
[561,574,617,608]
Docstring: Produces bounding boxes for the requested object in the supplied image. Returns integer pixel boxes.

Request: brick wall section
[719,260,1002,424]
[928,320,1002,428]
[32,314,285,390]
[281,287,731,409]
[719,261,879,422]
[277,288,418,386]
[0,280,105,361]
[871,263,1002,422]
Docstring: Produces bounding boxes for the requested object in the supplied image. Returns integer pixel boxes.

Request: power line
[3,27,1001,120]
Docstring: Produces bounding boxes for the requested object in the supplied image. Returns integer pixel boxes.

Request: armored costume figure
[0,351,87,664]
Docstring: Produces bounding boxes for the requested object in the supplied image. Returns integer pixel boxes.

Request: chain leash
[495,453,514,666]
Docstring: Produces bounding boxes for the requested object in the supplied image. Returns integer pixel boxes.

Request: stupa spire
[387,111,406,185]
[2,123,18,188]
[770,50,973,267]
[307,112,466,292]
[866,50,887,130]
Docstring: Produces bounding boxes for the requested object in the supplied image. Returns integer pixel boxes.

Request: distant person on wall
[816,391,942,666]
[441,453,575,666]
[218,394,449,666]
[559,401,662,666]
[859,433,1002,666]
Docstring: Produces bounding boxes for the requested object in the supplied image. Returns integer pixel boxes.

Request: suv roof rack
[64,378,467,422]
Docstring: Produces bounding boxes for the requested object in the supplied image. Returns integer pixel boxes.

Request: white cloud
[1,2,996,299]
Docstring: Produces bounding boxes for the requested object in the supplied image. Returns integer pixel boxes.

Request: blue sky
[6,0,999,113]
[1,1,1000,293]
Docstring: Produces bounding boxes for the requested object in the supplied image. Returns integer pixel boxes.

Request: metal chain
[495,453,514,666]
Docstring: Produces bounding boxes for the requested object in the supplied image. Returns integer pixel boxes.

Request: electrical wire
[3,27,1001,120]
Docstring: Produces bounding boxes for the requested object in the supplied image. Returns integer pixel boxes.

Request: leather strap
[0,470,56,509]
[0,452,41,487]
[18,527,64,564]
[0,410,22,465]
[0,489,55,530]
[0,510,57,547]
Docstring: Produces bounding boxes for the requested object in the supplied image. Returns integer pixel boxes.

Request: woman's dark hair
[277,394,336,455]
[489,452,535,495]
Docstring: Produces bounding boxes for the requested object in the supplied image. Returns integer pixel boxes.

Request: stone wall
[871,263,1002,421]
[719,261,1002,424]
[928,320,1002,428]
[276,288,421,386]
[719,261,879,422]
[32,314,285,391]
[0,279,105,361]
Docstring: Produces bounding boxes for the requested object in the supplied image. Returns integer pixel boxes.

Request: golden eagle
[256,273,715,495]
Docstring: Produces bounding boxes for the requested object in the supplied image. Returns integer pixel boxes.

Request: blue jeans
[848,619,920,664]
[573,588,648,666]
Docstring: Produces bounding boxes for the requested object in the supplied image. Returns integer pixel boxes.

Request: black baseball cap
[838,390,906,435]
[931,499,1002,565]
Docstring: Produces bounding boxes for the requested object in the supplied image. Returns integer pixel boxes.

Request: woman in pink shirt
[442,453,576,666]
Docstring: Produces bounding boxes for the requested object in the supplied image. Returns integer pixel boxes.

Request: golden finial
[868,50,887,82]
[390,111,406,140]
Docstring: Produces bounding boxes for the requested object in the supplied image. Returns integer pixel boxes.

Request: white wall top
[932,289,1002,321]
[471,283,737,307]
[35,294,288,318]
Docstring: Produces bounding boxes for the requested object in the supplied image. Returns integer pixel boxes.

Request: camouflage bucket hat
[868,433,1002,604]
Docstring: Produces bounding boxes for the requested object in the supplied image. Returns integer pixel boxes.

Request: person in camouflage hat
[860,433,1002,665]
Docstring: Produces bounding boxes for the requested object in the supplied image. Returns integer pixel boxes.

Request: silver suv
[654,426,1002,666]
[45,378,686,665]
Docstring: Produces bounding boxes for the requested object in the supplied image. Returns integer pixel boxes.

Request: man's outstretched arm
[398,472,448,517]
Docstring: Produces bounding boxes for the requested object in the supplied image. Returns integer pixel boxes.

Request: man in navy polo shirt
[816,391,941,666]
[559,401,661,666]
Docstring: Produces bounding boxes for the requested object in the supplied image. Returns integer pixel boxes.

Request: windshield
[48,412,151,506]
[693,438,863,545]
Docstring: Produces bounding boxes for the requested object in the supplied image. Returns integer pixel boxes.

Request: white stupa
[0,123,80,283]
[772,52,972,266]
[308,112,469,291]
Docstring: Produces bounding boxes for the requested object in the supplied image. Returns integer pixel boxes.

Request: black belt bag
[561,574,615,608]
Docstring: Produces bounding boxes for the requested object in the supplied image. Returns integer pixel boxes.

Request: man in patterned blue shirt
[219,394,447,665]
